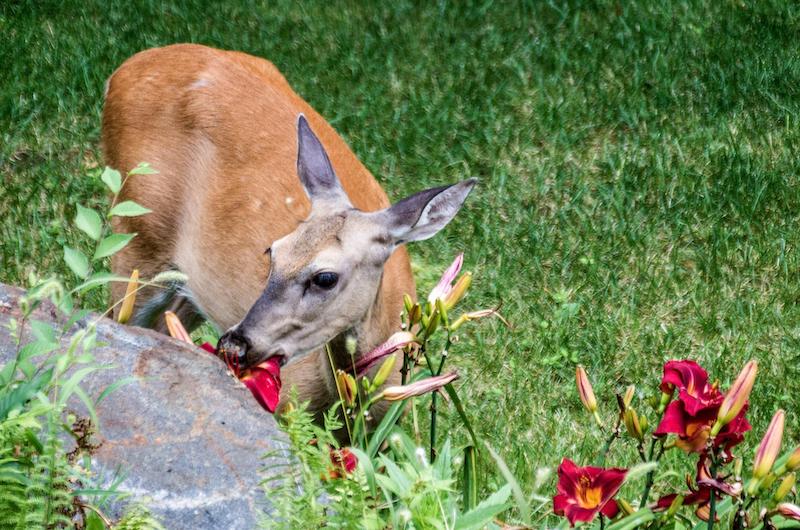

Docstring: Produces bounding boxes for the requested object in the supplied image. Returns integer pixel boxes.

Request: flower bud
[753,410,785,479]
[164,311,192,343]
[777,503,800,521]
[409,303,422,325]
[371,353,397,390]
[618,499,634,516]
[403,293,414,314]
[624,408,644,441]
[774,473,796,503]
[335,370,357,407]
[639,415,648,434]
[443,272,472,310]
[576,365,598,414]
[787,446,800,471]
[623,385,635,408]
[666,495,685,517]
[381,371,458,401]
[713,360,757,435]
[117,269,139,324]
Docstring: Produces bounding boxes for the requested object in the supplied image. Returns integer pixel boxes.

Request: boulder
[0,283,289,529]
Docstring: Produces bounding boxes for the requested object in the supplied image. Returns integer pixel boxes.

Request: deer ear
[380,178,477,244]
[296,114,350,205]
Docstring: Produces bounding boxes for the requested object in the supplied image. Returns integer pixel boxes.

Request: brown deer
[101,44,475,423]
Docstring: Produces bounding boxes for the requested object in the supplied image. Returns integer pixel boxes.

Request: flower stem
[639,437,663,507]
[708,451,719,530]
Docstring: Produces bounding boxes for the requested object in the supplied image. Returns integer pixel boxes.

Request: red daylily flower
[654,460,740,521]
[328,447,358,479]
[553,459,627,526]
[655,360,750,458]
[660,360,716,415]
[240,358,282,413]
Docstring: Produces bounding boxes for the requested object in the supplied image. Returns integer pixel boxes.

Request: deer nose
[216,329,252,371]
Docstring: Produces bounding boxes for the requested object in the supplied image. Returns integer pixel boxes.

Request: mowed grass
[3,0,800,524]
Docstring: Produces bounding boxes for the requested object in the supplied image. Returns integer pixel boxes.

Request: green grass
[4,0,800,525]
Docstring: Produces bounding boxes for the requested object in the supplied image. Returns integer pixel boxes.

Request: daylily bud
[658,391,671,413]
[666,495,685,518]
[354,331,417,376]
[618,499,634,516]
[624,408,644,441]
[623,385,635,408]
[403,293,414,314]
[335,370,357,407]
[117,269,139,324]
[576,365,598,414]
[734,457,743,478]
[164,311,192,344]
[443,272,472,310]
[371,353,397,390]
[381,371,458,401]
[712,360,757,435]
[787,446,800,471]
[753,410,785,479]
[639,415,648,434]
[436,298,449,326]
[424,307,441,338]
[427,253,463,305]
[777,503,800,521]
[774,473,796,503]
[409,303,422,325]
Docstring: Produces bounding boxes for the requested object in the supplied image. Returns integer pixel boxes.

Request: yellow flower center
[577,476,602,509]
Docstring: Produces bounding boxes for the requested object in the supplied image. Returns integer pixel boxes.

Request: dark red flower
[553,459,627,526]
[655,360,750,458]
[660,360,716,415]
[240,358,282,413]
[654,460,740,522]
[328,448,358,479]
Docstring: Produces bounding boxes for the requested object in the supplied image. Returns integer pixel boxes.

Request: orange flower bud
[164,311,192,344]
[335,370,357,407]
[787,446,800,471]
[576,365,598,413]
[117,269,139,324]
[753,409,785,479]
[623,385,635,408]
[443,272,472,310]
[712,360,757,435]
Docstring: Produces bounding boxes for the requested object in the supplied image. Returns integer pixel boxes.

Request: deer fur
[102,44,474,424]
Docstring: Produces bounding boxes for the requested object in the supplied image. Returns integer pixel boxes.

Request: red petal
[241,359,282,413]
[654,494,679,511]
[654,400,688,436]
[661,360,708,395]
[565,505,600,525]
[200,342,216,354]
[600,499,619,519]
[553,494,570,516]
[556,458,582,497]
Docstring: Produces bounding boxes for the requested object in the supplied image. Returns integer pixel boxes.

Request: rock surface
[0,283,289,529]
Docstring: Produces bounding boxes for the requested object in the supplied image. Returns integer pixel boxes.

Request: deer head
[217,115,475,369]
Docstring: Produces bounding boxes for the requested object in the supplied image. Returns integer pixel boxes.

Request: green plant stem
[708,451,719,530]
[639,437,662,507]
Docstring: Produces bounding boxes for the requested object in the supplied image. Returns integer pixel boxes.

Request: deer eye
[312,271,339,290]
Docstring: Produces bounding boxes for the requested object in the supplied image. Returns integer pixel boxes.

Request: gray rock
[0,283,289,529]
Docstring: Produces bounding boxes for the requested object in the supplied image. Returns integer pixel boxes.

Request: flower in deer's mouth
[239,358,282,413]
[552,458,627,526]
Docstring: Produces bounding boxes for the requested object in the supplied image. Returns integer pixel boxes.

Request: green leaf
[109,200,152,217]
[444,382,480,450]
[485,442,530,524]
[455,484,511,530]
[72,272,130,293]
[128,162,158,175]
[93,233,135,260]
[30,320,57,344]
[462,445,478,511]
[100,167,122,193]
[75,204,103,240]
[608,508,655,530]
[64,246,90,279]
[96,376,137,405]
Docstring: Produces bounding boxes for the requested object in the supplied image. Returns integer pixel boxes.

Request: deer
[101,43,475,426]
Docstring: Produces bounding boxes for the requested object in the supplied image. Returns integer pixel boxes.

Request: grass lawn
[3,0,800,525]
